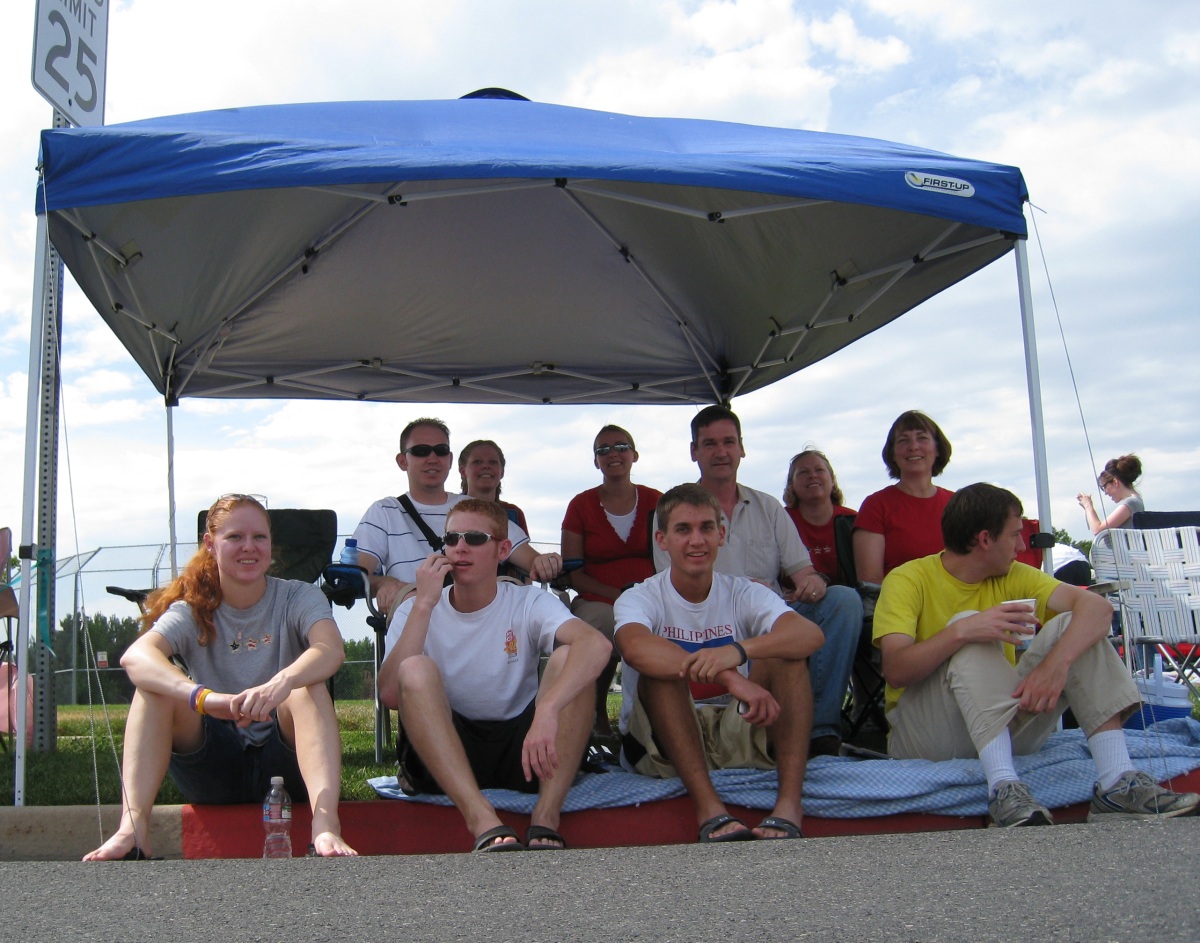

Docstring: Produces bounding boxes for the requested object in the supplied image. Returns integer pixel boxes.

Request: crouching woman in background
[84,494,357,860]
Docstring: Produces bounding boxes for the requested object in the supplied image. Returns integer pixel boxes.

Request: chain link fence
[54,659,379,708]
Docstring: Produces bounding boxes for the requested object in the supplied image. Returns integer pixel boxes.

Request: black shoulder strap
[398,494,443,552]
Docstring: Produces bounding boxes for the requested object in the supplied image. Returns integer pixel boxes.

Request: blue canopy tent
[17,93,1051,786]
[34,93,1030,406]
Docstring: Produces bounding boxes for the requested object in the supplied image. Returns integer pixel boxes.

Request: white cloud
[810,10,910,72]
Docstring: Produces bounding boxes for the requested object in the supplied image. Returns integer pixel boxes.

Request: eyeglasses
[442,530,500,547]
[404,444,452,458]
[594,443,634,457]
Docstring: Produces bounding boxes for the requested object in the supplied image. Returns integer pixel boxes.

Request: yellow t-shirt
[872,554,1060,711]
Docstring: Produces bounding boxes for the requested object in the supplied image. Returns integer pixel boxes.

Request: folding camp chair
[1132,511,1200,529]
[108,508,338,608]
[832,514,887,742]
[321,561,391,763]
[1090,524,1200,700]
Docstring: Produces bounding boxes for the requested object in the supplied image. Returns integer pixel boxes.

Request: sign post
[17,1,111,803]
[32,0,110,127]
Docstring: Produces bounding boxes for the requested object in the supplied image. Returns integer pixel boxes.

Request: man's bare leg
[751,657,812,838]
[83,689,202,860]
[277,683,358,856]
[526,647,594,847]
[638,675,747,839]
[395,655,517,848]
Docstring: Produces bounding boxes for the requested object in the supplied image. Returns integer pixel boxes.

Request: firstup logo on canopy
[905,172,975,198]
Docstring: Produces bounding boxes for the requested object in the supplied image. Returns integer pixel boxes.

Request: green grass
[1,696,625,806]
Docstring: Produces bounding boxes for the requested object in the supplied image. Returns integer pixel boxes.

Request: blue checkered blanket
[368,718,1200,818]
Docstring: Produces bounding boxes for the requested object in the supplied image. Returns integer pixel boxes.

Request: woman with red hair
[84,494,356,860]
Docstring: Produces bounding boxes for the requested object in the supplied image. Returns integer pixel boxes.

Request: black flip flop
[525,825,567,850]
[697,814,755,843]
[472,824,525,853]
[755,816,803,839]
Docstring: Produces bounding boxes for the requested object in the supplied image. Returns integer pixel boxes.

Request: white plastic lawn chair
[1090,525,1200,700]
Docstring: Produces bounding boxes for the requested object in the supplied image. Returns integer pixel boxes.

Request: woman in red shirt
[783,449,857,585]
[561,424,661,741]
[853,410,954,585]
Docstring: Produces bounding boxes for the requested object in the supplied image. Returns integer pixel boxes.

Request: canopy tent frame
[17,94,1053,804]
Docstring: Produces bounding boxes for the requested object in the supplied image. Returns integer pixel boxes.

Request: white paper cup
[1003,598,1038,649]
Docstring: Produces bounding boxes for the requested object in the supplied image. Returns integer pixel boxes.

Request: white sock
[980,729,1019,795]
[1089,729,1134,790]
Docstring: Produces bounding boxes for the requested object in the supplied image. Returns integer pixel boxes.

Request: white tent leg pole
[167,403,178,579]
[14,214,55,805]
[1015,239,1052,573]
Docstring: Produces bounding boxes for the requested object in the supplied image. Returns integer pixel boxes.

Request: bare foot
[310,830,358,857]
[83,830,151,861]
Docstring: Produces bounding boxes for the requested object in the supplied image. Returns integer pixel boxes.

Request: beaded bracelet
[188,683,205,713]
[195,688,213,715]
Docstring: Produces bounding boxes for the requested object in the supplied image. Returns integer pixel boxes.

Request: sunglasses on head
[442,530,499,547]
[404,444,452,458]
[594,443,634,456]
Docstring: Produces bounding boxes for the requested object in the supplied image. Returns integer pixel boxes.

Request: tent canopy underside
[37,97,1027,406]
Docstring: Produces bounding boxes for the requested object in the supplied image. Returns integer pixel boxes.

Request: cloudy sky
[2,1,1198,631]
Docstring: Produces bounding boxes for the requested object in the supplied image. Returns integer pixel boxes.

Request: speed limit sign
[32,0,110,127]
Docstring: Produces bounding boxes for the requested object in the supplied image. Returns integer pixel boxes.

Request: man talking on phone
[351,417,562,613]
[378,499,610,852]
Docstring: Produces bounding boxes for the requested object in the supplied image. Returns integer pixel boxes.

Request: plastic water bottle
[339,537,359,566]
[262,776,293,858]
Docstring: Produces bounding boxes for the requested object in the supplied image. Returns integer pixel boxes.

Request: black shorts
[168,713,306,804]
[398,698,539,795]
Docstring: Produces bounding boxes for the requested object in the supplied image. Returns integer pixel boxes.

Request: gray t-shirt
[152,578,332,745]
[1115,494,1145,528]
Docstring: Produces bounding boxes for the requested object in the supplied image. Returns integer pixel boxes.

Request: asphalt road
[3,817,1197,942]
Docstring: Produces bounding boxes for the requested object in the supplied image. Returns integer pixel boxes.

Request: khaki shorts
[622,693,774,779]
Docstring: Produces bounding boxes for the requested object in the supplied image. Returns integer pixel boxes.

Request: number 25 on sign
[32,0,110,128]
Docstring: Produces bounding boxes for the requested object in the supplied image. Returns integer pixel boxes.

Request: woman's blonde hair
[142,494,271,646]
[783,449,844,507]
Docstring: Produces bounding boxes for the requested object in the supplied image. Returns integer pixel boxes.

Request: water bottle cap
[270,775,284,785]
[346,537,357,547]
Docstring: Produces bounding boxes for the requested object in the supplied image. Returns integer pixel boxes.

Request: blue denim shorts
[168,714,306,804]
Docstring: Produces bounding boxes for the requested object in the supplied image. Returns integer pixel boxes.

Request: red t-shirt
[785,505,856,584]
[855,485,954,576]
[561,484,662,603]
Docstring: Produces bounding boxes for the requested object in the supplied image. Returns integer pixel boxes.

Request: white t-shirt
[385,581,573,721]
[352,492,530,584]
[651,484,811,593]
[613,568,793,733]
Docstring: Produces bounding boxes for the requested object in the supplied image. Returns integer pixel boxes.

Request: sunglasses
[442,530,500,547]
[594,443,634,456]
[404,444,452,458]
[217,492,268,506]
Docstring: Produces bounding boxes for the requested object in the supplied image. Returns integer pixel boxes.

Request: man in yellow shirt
[873,483,1198,827]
